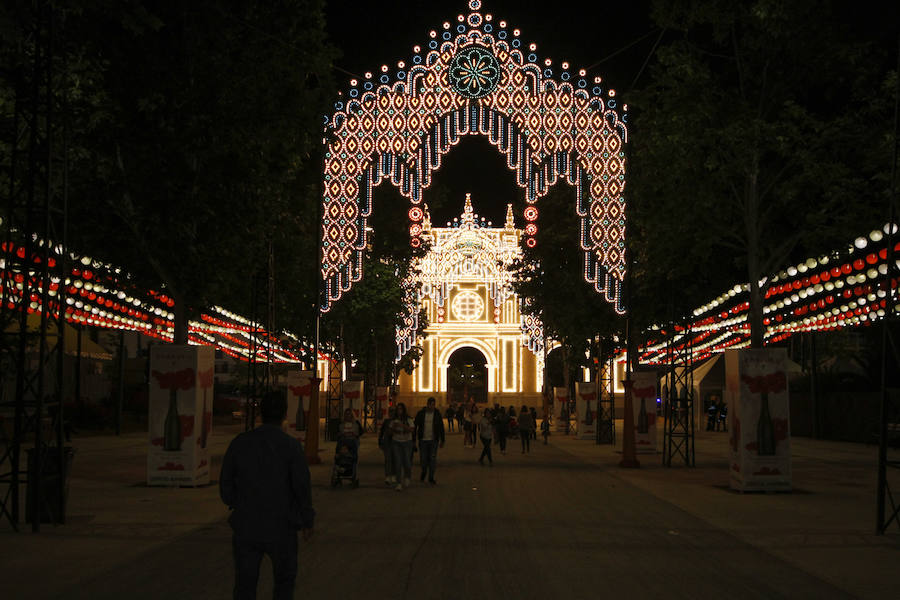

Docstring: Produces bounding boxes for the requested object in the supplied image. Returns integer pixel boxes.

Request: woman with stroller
[338,407,363,460]
[379,406,396,486]
[390,402,415,490]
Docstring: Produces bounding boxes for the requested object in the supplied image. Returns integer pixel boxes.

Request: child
[540,413,550,445]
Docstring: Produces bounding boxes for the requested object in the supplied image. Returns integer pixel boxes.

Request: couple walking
[379,397,445,489]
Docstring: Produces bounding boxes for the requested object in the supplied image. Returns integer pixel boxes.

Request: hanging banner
[375,386,390,422]
[147,345,214,486]
[342,380,365,420]
[553,387,569,433]
[287,370,314,444]
[725,349,792,492]
[575,382,597,440]
[631,372,658,453]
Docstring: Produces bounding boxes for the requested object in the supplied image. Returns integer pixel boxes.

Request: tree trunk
[744,166,765,348]
[172,290,189,345]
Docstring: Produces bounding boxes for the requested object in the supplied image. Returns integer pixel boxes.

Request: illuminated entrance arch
[321,0,628,314]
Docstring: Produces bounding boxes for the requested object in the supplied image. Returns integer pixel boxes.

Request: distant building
[397,194,544,407]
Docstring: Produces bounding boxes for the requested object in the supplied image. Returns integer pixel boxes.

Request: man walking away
[220,391,315,600]
[415,396,445,484]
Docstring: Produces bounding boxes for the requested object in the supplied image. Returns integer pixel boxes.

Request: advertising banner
[147,345,214,486]
[575,382,597,440]
[342,380,364,420]
[631,372,658,453]
[725,349,792,492]
[553,387,569,433]
[287,370,314,444]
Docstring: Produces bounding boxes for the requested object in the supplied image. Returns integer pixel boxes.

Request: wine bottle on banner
[296,397,306,431]
[164,388,182,451]
[637,397,649,434]
[584,401,593,425]
[756,391,776,456]
[200,393,209,449]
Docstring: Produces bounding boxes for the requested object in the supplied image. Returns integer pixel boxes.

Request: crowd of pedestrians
[373,398,549,482]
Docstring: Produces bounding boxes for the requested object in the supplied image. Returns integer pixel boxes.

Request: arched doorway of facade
[447,346,488,405]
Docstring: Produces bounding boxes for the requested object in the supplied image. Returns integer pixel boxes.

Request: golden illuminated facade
[398,195,544,407]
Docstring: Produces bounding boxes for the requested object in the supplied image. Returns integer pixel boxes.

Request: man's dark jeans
[233,532,297,600]
[419,439,438,481]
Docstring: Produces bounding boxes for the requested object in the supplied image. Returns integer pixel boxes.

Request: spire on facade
[504,203,515,230]
[461,192,475,227]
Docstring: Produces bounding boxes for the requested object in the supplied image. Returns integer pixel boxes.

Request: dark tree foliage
[0,1,337,343]
[509,183,624,383]
[627,0,897,346]
[321,183,429,387]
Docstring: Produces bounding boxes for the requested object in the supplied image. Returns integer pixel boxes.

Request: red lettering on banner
[344,391,361,399]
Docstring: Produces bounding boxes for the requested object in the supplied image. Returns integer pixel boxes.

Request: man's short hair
[260,390,287,422]
[426,396,436,405]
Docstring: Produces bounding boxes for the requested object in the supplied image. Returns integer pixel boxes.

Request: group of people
[468,402,547,465]
[705,397,728,431]
[378,396,445,490]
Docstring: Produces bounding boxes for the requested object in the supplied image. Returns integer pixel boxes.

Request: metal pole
[116,330,125,435]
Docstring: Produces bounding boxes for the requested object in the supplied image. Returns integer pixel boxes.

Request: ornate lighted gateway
[321,0,628,314]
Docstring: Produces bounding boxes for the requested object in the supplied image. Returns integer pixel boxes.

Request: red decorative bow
[289,383,312,396]
[151,368,195,391]
[197,368,214,389]
[633,386,655,398]
[740,372,786,394]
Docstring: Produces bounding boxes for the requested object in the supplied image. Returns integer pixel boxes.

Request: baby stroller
[331,437,359,488]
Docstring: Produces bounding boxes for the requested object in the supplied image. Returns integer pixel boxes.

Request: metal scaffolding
[663,324,695,467]
[245,242,275,431]
[0,0,70,531]
[596,355,615,445]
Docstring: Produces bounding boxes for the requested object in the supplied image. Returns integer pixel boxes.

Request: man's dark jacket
[414,408,445,445]
[220,423,314,542]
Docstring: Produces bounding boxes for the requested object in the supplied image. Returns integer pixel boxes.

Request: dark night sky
[323,0,654,225]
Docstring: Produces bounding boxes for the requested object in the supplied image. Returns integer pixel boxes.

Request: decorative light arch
[321,0,628,314]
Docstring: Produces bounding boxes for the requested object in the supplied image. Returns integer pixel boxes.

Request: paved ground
[1,420,898,599]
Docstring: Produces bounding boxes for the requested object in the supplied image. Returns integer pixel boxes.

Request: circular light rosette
[449,46,501,99]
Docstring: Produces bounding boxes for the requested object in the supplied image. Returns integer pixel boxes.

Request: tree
[509,183,624,386]
[54,1,336,342]
[321,183,429,388]
[628,0,894,346]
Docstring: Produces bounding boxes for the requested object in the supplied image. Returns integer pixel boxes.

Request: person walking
[445,403,455,433]
[518,405,535,453]
[414,396,445,484]
[495,404,510,454]
[477,407,494,466]
[541,412,551,445]
[530,406,539,441]
[220,390,314,600]
[379,406,396,486]
[390,402,415,490]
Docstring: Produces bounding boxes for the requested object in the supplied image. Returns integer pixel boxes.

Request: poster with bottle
[375,387,390,422]
[631,372,658,453]
[725,349,792,492]
[553,387,569,433]
[575,382,597,440]
[286,370,314,444]
[342,380,364,421]
[147,345,214,486]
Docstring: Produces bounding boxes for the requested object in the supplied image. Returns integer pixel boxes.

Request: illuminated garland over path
[1,239,326,364]
[322,0,628,314]
[639,224,900,365]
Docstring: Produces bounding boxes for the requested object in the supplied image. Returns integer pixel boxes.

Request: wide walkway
[1,421,898,599]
